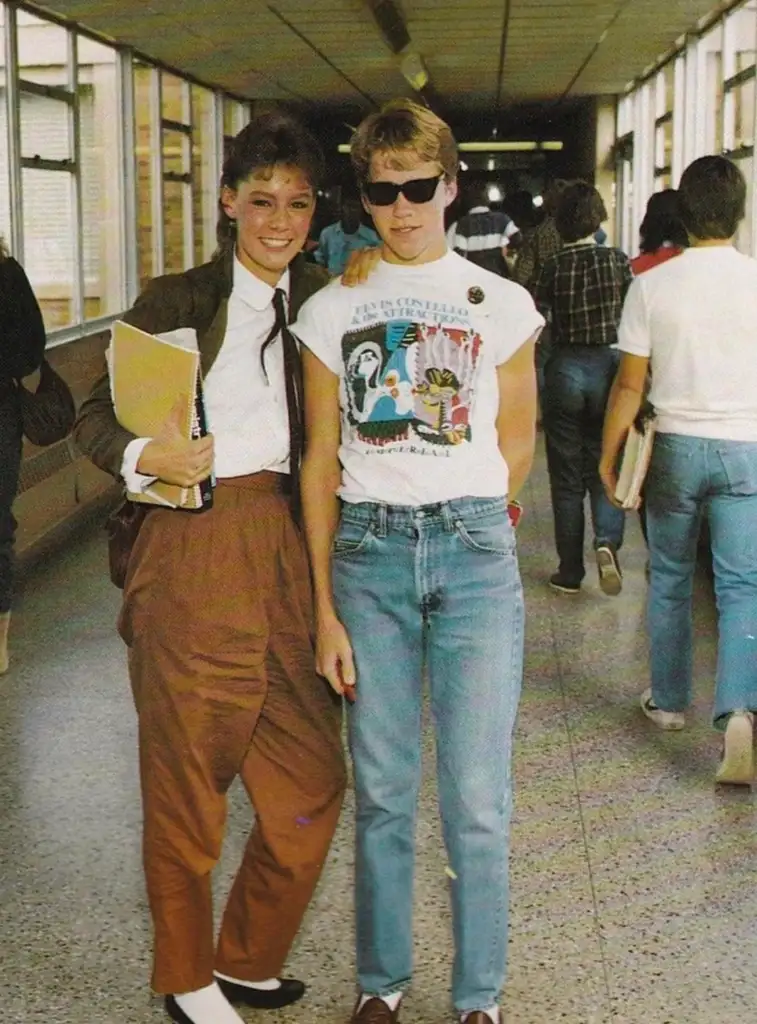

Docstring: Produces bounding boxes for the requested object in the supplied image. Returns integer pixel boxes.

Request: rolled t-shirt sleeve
[490,283,545,366]
[617,277,651,357]
[290,283,344,376]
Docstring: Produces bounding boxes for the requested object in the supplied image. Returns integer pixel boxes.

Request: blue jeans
[544,346,625,583]
[331,497,524,1013]
[0,384,22,613]
[646,433,757,725]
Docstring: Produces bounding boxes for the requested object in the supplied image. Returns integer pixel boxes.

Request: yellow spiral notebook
[108,320,213,510]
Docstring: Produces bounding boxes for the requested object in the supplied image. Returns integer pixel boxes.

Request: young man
[314,195,380,276]
[74,114,346,1024]
[600,156,757,785]
[447,182,521,277]
[293,99,543,1024]
[534,181,632,596]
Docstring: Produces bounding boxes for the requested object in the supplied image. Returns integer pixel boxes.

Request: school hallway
[1,440,755,1024]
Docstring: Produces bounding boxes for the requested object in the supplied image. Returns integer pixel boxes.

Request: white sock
[174,982,244,1024]
[214,972,281,991]
[461,1008,499,1024]
[359,991,403,1011]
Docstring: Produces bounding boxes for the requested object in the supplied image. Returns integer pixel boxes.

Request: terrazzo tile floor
[1,442,755,1024]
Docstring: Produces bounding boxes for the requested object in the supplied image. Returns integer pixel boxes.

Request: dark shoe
[164,997,194,1024]
[549,572,581,595]
[596,544,622,596]
[461,1014,497,1024]
[215,975,305,1009]
[350,995,402,1022]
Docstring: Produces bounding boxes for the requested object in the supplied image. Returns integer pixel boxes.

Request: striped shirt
[448,206,519,276]
[534,240,633,347]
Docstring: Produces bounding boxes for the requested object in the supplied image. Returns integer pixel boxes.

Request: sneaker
[549,573,581,595]
[640,688,685,730]
[596,544,622,596]
[715,710,754,786]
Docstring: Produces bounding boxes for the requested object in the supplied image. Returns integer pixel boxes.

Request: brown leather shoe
[461,1014,496,1024]
[350,995,401,1022]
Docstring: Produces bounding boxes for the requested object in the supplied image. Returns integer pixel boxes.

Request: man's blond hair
[351,99,458,187]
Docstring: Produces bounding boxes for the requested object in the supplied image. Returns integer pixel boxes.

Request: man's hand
[137,397,214,487]
[599,458,625,508]
[341,246,382,287]
[316,612,356,700]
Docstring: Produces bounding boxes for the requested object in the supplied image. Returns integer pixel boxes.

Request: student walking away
[447,182,521,277]
[600,155,757,786]
[513,179,568,407]
[294,99,543,1024]
[534,181,632,596]
[627,189,688,548]
[0,238,47,674]
[74,113,347,1024]
[314,194,380,276]
[630,189,688,275]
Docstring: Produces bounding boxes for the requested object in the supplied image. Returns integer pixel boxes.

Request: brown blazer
[73,248,328,479]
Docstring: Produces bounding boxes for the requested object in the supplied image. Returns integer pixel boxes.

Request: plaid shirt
[512,216,562,293]
[534,241,633,347]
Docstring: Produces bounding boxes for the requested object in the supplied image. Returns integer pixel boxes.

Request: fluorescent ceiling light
[487,185,503,203]
[458,141,564,152]
[337,140,564,155]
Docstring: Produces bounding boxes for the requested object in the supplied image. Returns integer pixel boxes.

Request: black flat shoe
[164,997,194,1024]
[215,976,306,1009]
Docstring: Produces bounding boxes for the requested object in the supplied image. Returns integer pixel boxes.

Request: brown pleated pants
[119,473,346,996]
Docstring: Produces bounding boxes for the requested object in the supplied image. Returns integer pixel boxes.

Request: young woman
[74,114,346,1024]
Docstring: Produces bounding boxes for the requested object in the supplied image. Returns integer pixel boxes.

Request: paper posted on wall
[108,320,213,510]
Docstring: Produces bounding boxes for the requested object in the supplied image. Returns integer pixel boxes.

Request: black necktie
[261,288,303,520]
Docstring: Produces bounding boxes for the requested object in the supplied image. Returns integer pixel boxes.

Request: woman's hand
[316,612,356,700]
[341,246,382,287]
[137,397,214,487]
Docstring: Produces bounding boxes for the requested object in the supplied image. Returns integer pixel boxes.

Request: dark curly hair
[216,112,325,251]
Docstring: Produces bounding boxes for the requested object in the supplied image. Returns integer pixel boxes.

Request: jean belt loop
[441,501,455,533]
[376,502,388,538]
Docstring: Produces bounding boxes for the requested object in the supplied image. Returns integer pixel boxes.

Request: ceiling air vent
[367,0,411,54]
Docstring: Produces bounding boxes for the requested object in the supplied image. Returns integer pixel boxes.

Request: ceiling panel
[34,0,722,116]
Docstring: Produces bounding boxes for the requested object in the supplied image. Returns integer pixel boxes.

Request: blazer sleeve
[0,258,47,379]
[73,274,192,479]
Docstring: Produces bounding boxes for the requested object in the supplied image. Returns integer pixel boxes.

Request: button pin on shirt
[467,286,485,304]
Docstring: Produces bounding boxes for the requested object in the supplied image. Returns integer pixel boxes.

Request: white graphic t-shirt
[292,250,543,505]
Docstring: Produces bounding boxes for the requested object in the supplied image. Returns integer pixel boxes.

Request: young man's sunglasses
[362,173,443,207]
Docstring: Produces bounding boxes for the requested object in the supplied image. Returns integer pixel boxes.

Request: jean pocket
[719,443,757,496]
[454,510,513,556]
[332,518,373,557]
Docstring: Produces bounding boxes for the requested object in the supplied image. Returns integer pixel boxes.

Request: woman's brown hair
[216,111,325,252]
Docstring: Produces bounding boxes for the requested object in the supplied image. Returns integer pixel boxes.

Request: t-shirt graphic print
[343,316,481,452]
[292,251,544,505]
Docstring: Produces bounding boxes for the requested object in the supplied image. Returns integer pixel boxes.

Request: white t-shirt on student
[292,250,543,505]
[618,246,757,441]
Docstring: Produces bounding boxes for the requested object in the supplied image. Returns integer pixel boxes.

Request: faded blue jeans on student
[645,433,757,726]
[331,496,524,1014]
[543,345,625,584]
